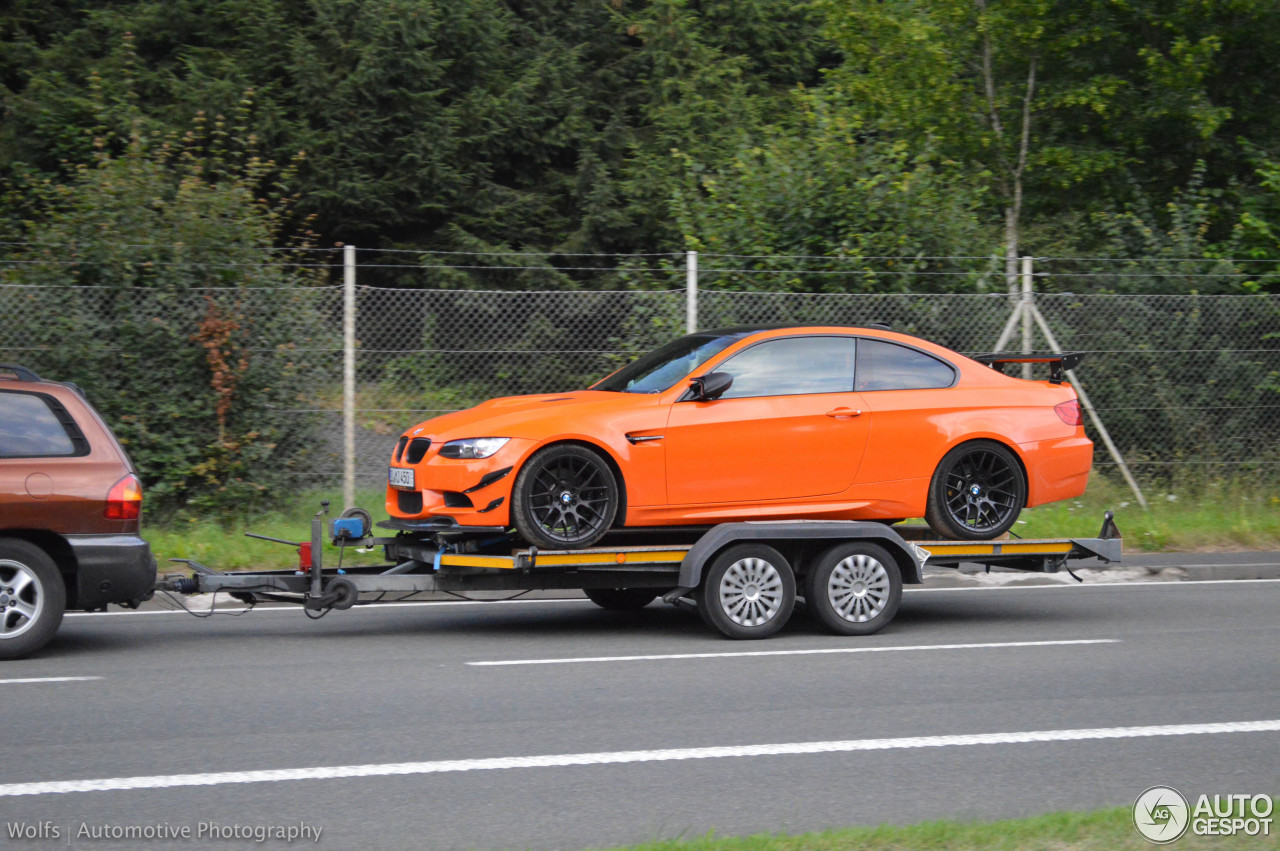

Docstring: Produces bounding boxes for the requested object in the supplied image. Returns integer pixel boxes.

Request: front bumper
[65,534,156,610]
[386,438,533,527]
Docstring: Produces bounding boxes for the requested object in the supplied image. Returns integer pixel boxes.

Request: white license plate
[388,466,415,490]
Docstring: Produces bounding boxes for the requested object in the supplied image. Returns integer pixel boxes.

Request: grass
[595,802,1277,851]
[1015,475,1280,551]
[146,488,391,573]
[144,475,1280,573]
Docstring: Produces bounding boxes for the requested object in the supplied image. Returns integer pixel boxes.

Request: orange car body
[386,326,1092,530]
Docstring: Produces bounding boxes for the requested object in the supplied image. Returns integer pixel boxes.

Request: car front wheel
[512,444,620,549]
[924,441,1027,540]
[0,538,66,660]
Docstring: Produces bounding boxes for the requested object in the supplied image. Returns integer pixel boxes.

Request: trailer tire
[584,588,658,610]
[697,544,795,640]
[0,538,66,660]
[804,542,901,636]
[326,577,359,610]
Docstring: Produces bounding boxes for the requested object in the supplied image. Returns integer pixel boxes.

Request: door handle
[825,407,862,418]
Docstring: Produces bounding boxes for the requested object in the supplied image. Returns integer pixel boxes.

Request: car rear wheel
[924,441,1027,540]
[512,444,620,549]
[0,539,66,660]
[583,588,659,610]
[804,542,902,636]
[697,544,795,639]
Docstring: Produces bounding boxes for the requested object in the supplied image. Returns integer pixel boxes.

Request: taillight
[105,474,142,520]
[1055,400,1084,426]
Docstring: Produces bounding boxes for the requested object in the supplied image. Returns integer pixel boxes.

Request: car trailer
[156,503,1122,639]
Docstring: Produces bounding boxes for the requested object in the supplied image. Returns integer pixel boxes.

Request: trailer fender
[673,521,925,595]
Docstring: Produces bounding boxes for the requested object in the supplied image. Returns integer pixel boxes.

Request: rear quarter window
[855,339,956,391]
[0,391,88,458]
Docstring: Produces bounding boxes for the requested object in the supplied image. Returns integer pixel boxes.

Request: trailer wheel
[0,538,66,660]
[584,588,658,610]
[698,544,795,640]
[805,542,901,636]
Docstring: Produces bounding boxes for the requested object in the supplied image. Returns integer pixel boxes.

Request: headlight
[438,437,510,459]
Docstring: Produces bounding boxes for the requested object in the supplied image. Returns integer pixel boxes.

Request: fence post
[686,250,698,333]
[1021,255,1034,379]
[343,245,356,510]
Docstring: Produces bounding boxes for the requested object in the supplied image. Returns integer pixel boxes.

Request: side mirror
[689,371,733,401]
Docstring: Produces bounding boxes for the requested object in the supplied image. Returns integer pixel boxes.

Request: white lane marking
[60,576,1280,618]
[2,719,1276,798]
[466,638,1118,667]
[908,577,1280,592]
[0,676,102,684]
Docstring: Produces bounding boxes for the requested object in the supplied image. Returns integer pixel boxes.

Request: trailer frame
[158,504,1122,639]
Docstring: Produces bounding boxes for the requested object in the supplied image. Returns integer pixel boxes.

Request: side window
[715,336,856,399]
[855,339,956,392]
[0,392,81,458]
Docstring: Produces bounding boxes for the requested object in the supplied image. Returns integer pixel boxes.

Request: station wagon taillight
[105,474,142,520]
[1054,400,1084,426]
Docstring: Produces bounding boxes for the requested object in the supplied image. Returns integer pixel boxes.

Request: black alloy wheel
[924,441,1027,540]
[512,444,620,549]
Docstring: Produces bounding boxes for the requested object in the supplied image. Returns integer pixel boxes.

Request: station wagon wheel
[698,544,795,640]
[0,539,66,660]
[805,542,902,636]
[512,444,620,549]
[925,441,1027,540]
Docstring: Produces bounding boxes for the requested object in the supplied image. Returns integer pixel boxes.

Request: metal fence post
[686,250,698,333]
[1021,255,1034,379]
[343,245,356,510]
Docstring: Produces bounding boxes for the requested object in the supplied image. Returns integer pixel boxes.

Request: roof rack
[0,364,41,382]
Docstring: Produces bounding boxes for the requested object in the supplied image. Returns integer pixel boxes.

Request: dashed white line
[466,638,1118,667]
[2,719,1275,797]
[0,676,102,685]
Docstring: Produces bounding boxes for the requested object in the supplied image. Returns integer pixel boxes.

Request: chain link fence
[4,249,1279,505]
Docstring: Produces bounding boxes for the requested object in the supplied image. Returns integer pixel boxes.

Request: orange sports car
[386,326,1092,547]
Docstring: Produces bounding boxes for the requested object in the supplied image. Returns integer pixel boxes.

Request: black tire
[804,542,902,636]
[697,544,795,640]
[924,441,1027,540]
[512,444,620,549]
[584,588,659,610]
[0,538,66,661]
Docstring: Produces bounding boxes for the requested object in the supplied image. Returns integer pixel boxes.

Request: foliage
[670,86,994,292]
[0,88,330,519]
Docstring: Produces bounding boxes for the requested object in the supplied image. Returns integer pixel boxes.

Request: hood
[400,390,658,441]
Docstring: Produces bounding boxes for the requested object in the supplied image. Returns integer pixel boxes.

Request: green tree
[1,93,329,518]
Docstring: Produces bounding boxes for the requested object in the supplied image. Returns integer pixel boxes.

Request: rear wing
[972,352,1085,385]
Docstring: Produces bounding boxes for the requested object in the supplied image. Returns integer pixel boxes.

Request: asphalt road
[2,578,1278,850]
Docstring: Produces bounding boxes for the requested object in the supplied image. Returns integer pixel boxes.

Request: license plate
[388,466,415,490]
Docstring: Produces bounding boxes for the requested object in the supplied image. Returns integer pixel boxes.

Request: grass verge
[601,802,1276,851]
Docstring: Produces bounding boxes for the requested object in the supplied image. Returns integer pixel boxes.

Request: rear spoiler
[972,352,1085,385]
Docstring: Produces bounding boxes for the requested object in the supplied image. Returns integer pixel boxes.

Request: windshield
[592,331,754,393]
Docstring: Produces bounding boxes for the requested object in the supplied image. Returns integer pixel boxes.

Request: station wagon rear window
[0,391,81,457]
